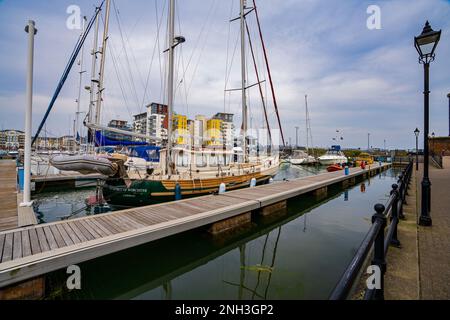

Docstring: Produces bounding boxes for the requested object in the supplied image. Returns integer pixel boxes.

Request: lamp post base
[419,216,432,226]
[420,178,432,227]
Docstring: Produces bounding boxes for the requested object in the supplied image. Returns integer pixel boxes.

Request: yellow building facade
[206,119,222,146]
[173,114,188,145]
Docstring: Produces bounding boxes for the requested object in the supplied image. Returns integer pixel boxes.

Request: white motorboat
[318,145,348,165]
[289,150,316,165]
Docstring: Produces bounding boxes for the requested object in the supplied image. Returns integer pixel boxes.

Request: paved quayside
[384,162,450,300]
[0,162,390,289]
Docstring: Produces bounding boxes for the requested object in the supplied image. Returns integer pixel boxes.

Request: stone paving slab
[384,169,419,300]
[417,164,450,300]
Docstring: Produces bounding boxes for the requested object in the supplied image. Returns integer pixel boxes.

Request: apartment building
[0,130,25,150]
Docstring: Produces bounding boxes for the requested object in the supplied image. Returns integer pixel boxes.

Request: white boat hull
[318,157,348,166]
[290,158,305,165]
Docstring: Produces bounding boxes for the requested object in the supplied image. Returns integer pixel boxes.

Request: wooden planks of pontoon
[0,161,18,232]
[0,162,391,288]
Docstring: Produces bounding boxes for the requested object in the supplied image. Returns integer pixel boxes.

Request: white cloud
[1,0,450,149]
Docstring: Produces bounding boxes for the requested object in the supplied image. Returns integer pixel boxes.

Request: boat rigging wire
[140,0,167,112]
[174,0,218,96]
[252,0,285,146]
[223,0,235,112]
[32,1,105,146]
[182,0,221,101]
[100,12,134,120]
[106,39,133,119]
[112,0,141,113]
[245,20,272,145]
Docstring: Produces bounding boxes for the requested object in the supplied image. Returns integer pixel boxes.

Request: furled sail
[94,131,149,147]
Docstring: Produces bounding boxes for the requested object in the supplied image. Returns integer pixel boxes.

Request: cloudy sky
[1,0,450,149]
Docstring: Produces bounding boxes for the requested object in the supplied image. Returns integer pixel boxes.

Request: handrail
[329,161,413,300]
[430,154,443,169]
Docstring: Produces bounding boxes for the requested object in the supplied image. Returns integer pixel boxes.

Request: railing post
[398,174,407,204]
[404,165,410,195]
[371,204,387,300]
[397,174,403,196]
[390,184,401,247]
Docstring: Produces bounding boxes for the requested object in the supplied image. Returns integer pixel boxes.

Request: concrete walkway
[384,168,420,300]
[417,164,450,299]
[385,163,450,300]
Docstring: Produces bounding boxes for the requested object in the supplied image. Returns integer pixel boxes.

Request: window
[196,154,207,167]
[209,154,218,167]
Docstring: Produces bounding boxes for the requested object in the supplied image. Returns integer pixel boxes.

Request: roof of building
[0,130,25,133]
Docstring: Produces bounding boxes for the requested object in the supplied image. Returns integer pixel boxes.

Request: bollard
[371,204,387,300]
[344,166,349,176]
[250,178,256,187]
[219,182,226,194]
[390,184,401,247]
[175,183,182,200]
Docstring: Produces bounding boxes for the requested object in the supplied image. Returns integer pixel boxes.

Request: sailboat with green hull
[98,0,283,207]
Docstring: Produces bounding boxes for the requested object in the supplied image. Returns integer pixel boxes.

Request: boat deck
[0,163,390,288]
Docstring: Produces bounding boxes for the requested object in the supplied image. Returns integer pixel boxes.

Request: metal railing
[329,161,413,300]
[430,154,443,169]
[392,156,414,164]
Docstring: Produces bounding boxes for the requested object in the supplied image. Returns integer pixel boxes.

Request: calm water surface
[35,165,399,300]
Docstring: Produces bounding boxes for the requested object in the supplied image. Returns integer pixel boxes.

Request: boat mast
[166,0,175,175]
[87,5,101,151]
[94,0,111,126]
[88,10,100,125]
[305,94,309,154]
[252,0,285,147]
[240,0,248,163]
[75,16,87,153]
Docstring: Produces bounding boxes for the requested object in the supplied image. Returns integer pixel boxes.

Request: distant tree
[344,150,362,158]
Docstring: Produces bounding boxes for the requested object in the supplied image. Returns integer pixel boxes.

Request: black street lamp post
[448,93,450,137]
[414,128,420,171]
[414,21,441,227]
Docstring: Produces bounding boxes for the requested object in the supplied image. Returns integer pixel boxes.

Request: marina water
[34,165,400,299]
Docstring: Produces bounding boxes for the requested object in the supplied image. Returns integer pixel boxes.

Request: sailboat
[289,95,316,165]
[96,0,282,207]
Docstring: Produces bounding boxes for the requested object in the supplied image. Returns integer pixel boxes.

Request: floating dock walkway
[0,162,390,288]
[31,173,105,193]
[0,160,36,231]
[0,161,19,231]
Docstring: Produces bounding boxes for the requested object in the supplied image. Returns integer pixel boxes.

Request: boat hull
[318,157,347,166]
[326,164,343,172]
[290,158,305,165]
[103,167,278,207]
